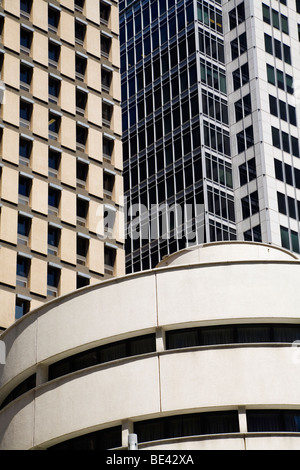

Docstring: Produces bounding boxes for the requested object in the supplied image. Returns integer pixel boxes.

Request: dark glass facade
[120,0,236,273]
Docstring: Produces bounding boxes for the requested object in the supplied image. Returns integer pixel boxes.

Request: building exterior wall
[223,0,300,252]
[0,0,125,329]
[1,242,300,450]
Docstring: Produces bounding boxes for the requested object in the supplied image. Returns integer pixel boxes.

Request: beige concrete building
[0,0,125,329]
[1,241,300,450]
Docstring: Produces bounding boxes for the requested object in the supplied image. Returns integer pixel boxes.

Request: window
[49,40,60,67]
[75,0,85,12]
[239,157,256,186]
[241,191,259,219]
[76,54,87,81]
[49,112,61,140]
[20,99,32,128]
[101,68,112,93]
[103,136,114,163]
[48,186,61,215]
[77,235,89,265]
[48,225,60,256]
[75,20,86,45]
[104,245,116,274]
[76,88,88,115]
[76,159,88,187]
[20,0,32,18]
[77,196,89,225]
[19,137,32,166]
[77,273,90,289]
[236,126,254,153]
[48,149,61,177]
[15,297,30,319]
[20,63,33,91]
[104,205,116,235]
[76,124,88,151]
[102,102,113,127]
[18,175,32,205]
[49,76,61,104]
[229,2,245,30]
[101,34,111,58]
[20,27,32,54]
[100,1,110,25]
[48,5,60,32]
[16,255,30,287]
[247,410,300,433]
[47,265,60,297]
[103,171,115,199]
[18,214,31,245]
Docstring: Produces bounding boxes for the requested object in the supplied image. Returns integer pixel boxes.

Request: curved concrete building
[1,241,300,450]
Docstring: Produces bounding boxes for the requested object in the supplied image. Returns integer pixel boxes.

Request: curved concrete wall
[1,242,300,450]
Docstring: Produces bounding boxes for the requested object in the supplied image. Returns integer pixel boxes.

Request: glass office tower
[120,0,236,273]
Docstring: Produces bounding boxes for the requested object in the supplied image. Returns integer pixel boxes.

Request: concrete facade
[1,241,300,450]
[0,0,125,330]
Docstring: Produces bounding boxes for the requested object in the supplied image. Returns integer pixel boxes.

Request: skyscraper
[0,0,124,330]
[223,0,300,253]
[120,0,236,274]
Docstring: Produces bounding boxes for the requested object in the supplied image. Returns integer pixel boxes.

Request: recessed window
[18,175,32,205]
[49,40,60,67]
[20,28,33,54]
[47,265,60,297]
[100,1,110,25]
[77,235,89,265]
[20,0,32,17]
[48,6,60,32]
[75,0,85,12]
[20,63,33,91]
[49,112,61,140]
[48,186,61,215]
[76,124,88,151]
[77,273,90,289]
[102,102,113,127]
[16,255,30,287]
[49,77,61,104]
[17,214,31,245]
[76,159,88,187]
[15,297,30,319]
[19,137,32,166]
[20,99,33,128]
[103,136,114,162]
[48,225,60,256]
[76,55,87,81]
[77,197,89,225]
[103,171,115,199]
[104,245,116,274]
[75,20,86,45]
[101,34,111,58]
[101,68,112,93]
[48,149,61,177]
[76,89,88,115]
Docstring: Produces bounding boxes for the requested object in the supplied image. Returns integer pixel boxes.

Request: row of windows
[277,191,300,222]
[266,64,293,95]
[197,1,223,34]
[203,121,231,157]
[269,95,297,126]
[264,33,291,65]
[241,190,259,220]
[262,3,289,35]
[205,153,233,189]
[200,59,227,94]
[120,0,194,47]
[271,126,300,158]
[122,57,196,106]
[207,187,235,222]
[3,322,300,411]
[274,158,300,190]
[280,225,300,254]
[199,29,225,64]
[122,90,199,141]
[48,409,300,449]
